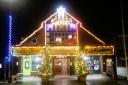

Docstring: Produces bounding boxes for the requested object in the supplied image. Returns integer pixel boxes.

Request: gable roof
[17,8,105,46]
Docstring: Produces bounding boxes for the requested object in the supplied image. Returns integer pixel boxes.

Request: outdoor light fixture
[68,34,72,39]
[56,37,62,43]
[16,61,18,66]
[0,63,2,69]
[35,57,41,63]
[0,0,27,10]
[57,6,65,13]
[57,6,65,19]
[83,56,90,60]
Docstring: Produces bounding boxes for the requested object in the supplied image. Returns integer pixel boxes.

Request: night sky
[0,0,128,59]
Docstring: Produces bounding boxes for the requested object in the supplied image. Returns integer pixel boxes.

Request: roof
[16,7,105,46]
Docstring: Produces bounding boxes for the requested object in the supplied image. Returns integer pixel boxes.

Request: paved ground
[0,74,127,85]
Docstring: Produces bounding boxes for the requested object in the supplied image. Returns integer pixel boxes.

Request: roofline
[66,12,105,44]
[80,25,105,44]
[17,11,105,46]
[16,12,57,46]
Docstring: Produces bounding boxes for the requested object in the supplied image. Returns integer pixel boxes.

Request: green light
[23,56,32,76]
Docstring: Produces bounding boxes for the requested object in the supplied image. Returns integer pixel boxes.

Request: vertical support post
[4,59,6,81]
[100,56,103,74]
[120,0,128,80]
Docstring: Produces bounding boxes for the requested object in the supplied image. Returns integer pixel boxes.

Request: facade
[12,7,114,76]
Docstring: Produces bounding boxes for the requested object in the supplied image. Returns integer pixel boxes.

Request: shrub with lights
[75,52,89,81]
[38,46,52,82]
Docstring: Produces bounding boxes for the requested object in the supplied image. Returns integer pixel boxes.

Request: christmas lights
[80,26,105,44]
[16,7,108,57]
[84,45,114,55]
[17,12,57,46]
[57,6,65,19]
[6,15,12,63]
[17,7,104,46]
[12,7,115,77]
[65,12,105,44]
[12,47,43,56]
[12,46,80,56]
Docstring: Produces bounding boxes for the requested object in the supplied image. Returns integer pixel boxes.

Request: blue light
[5,57,12,63]
[5,15,12,63]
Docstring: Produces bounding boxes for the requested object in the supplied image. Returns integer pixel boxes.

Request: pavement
[0,74,128,85]
[117,80,128,85]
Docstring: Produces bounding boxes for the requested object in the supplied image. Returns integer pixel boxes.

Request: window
[32,56,42,71]
[46,32,50,36]
[32,38,37,44]
[46,37,50,43]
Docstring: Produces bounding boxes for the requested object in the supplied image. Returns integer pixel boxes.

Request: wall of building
[19,27,45,46]
[117,67,127,77]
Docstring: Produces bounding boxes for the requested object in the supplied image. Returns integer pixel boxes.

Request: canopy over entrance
[12,45,114,56]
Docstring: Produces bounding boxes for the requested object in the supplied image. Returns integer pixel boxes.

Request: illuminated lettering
[25,61,30,69]
[51,19,73,25]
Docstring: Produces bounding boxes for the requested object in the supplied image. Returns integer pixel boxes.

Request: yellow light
[84,45,114,56]
[17,12,57,46]
[17,7,105,46]
[80,26,105,44]
[12,46,44,56]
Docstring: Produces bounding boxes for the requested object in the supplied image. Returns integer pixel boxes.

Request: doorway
[54,58,70,75]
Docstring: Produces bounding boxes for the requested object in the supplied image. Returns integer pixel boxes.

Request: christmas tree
[75,52,89,81]
[38,46,52,80]
[75,56,89,76]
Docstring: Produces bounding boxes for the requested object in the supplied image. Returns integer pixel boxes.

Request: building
[11,7,114,77]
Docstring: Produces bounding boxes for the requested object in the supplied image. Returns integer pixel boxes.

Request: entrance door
[54,58,69,75]
[61,59,68,75]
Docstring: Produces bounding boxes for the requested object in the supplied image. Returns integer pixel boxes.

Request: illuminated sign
[46,7,78,32]
[23,56,32,76]
[106,58,112,66]
[50,18,73,25]
[12,47,43,56]
[84,46,114,56]
[47,46,79,56]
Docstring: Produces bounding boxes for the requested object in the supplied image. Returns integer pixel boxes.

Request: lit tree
[38,46,52,82]
[75,51,89,81]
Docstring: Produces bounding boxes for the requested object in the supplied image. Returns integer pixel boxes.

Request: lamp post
[120,0,128,80]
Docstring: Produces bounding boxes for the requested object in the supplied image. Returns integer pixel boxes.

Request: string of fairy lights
[17,7,105,46]
[5,16,12,63]
[12,7,113,56]
[8,7,115,78]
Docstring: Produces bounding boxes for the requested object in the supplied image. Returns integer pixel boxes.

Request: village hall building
[12,7,115,76]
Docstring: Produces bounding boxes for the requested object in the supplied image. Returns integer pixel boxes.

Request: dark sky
[0,0,128,58]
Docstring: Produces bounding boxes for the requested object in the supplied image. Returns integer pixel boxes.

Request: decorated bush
[38,47,52,82]
[75,57,88,76]
[75,52,89,81]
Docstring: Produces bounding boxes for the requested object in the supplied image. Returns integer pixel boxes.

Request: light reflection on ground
[14,74,122,85]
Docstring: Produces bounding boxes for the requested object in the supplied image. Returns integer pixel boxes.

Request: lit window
[68,34,72,39]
